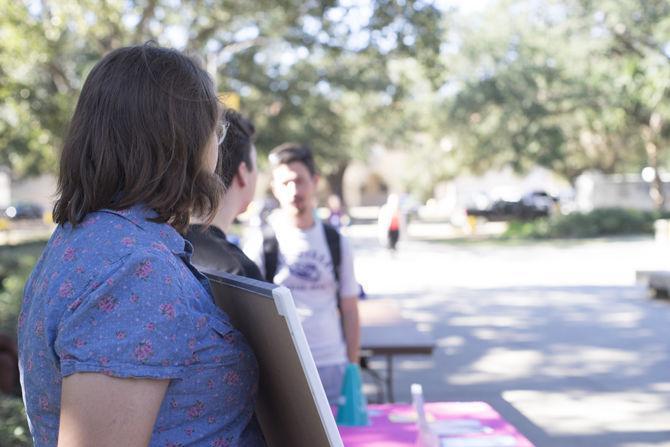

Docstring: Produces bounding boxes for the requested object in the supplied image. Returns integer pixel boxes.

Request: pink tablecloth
[337,402,534,447]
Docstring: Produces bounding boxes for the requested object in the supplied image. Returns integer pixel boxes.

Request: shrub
[504,208,656,239]
[0,396,31,447]
[0,242,45,335]
[0,241,45,447]
[504,219,551,239]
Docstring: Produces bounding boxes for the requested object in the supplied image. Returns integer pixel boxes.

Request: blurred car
[523,190,558,212]
[466,191,557,221]
[2,203,45,221]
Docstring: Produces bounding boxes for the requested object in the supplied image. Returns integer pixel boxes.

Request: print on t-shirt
[285,249,335,290]
[289,250,332,290]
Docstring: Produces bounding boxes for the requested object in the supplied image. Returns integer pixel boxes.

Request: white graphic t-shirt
[244,214,359,367]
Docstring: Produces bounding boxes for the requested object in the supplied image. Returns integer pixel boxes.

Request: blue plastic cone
[336,363,369,426]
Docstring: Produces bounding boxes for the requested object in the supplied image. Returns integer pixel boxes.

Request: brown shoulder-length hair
[53,43,222,232]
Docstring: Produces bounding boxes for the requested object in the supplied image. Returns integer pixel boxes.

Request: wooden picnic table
[358,299,435,403]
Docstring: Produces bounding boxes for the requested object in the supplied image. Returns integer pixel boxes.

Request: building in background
[575,171,670,212]
[0,169,10,208]
[10,174,58,211]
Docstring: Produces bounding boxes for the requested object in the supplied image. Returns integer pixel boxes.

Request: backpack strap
[322,222,342,311]
[322,223,341,283]
[261,224,279,283]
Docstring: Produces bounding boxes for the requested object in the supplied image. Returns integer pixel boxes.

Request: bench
[636,270,670,298]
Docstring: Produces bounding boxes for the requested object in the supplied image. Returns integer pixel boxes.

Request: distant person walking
[326,194,349,229]
[378,193,404,251]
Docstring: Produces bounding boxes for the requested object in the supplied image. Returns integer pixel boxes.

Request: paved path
[345,224,670,447]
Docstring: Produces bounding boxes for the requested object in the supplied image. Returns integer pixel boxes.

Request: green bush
[0,396,31,447]
[0,242,45,335]
[0,241,44,447]
[504,219,551,239]
[504,208,656,239]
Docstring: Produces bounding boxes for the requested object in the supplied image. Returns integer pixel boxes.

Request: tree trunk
[325,160,349,208]
[647,142,665,210]
[644,114,665,210]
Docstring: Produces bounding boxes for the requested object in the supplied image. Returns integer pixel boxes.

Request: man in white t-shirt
[244,143,360,404]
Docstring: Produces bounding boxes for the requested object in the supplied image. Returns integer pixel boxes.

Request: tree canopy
[0,0,445,194]
[445,0,670,205]
[4,0,670,204]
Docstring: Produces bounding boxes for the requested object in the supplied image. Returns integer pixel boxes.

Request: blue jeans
[317,363,346,405]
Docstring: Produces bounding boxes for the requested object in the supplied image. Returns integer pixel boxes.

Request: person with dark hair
[185,109,262,280]
[326,194,350,229]
[0,334,20,396]
[18,44,264,447]
[244,143,361,405]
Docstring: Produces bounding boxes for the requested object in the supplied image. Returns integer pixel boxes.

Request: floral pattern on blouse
[18,205,265,446]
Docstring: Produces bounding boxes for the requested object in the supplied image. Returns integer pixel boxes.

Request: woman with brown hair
[18,44,264,447]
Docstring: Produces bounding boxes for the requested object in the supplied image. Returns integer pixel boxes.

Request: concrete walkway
[345,223,670,447]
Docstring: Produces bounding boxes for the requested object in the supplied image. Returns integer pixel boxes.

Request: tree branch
[134,0,158,43]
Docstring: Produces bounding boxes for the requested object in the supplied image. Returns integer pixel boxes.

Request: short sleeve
[55,250,202,380]
[338,234,359,299]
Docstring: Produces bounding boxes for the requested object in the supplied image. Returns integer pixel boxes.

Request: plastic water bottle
[411,383,439,447]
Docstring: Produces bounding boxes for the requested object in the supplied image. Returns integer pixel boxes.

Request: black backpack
[262,222,342,307]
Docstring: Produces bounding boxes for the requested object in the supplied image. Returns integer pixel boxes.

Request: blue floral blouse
[18,205,265,446]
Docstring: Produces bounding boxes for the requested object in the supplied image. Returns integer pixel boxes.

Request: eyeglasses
[216,121,230,146]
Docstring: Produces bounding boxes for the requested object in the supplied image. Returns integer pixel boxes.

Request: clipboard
[204,270,343,447]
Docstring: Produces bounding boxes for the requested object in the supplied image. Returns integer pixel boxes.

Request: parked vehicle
[2,203,44,221]
[466,191,557,221]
